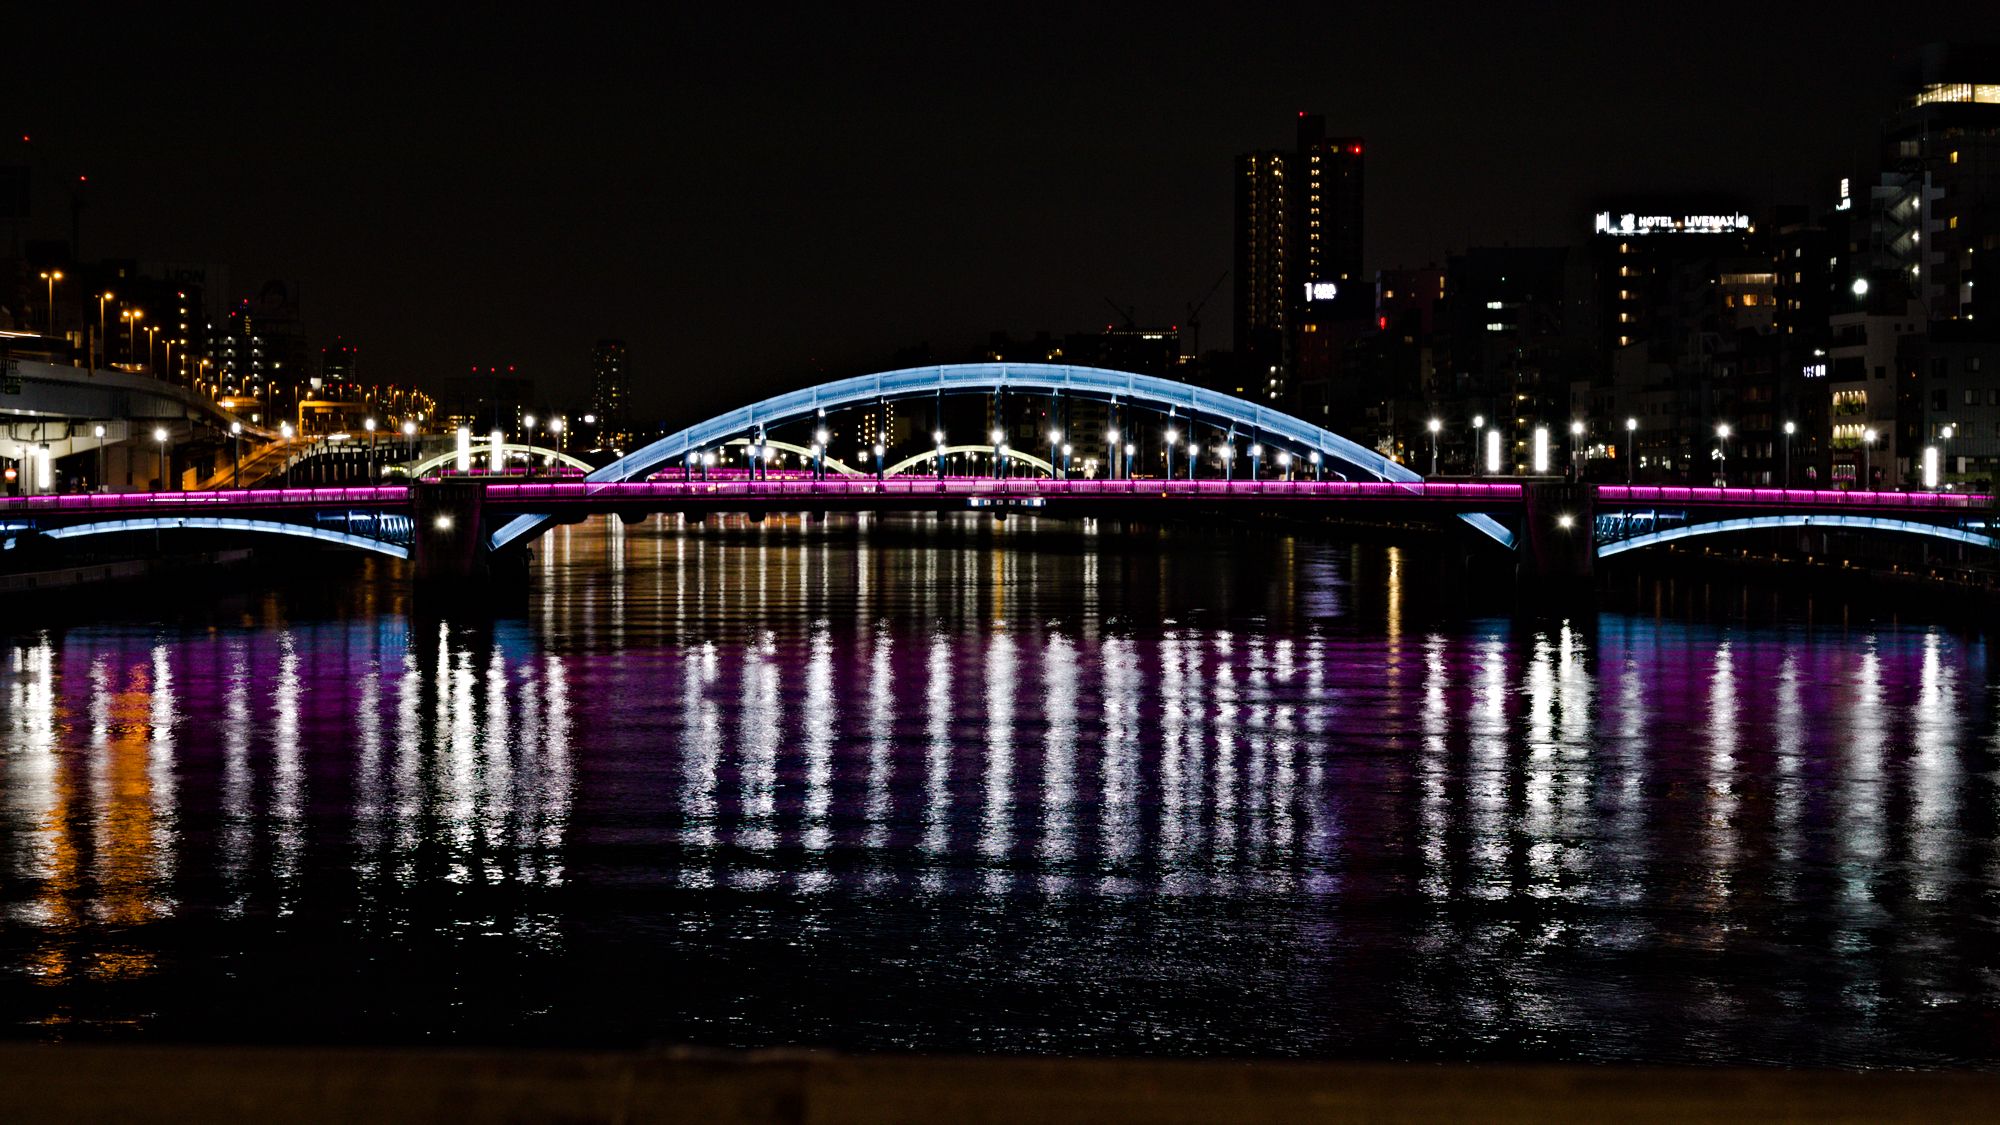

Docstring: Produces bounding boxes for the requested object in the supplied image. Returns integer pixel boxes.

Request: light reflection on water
[2,513,2000,1065]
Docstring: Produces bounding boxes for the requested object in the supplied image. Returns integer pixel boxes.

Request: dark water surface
[4,514,1999,1067]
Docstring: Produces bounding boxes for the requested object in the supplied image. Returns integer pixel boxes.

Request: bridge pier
[411,480,502,586]
[1517,482,1595,605]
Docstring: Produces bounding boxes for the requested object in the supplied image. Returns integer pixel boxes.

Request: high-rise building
[590,339,630,448]
[1231,113,1367,410]
[1880,44,2000,323]
[1293,114,1366,321]
[1232,150,1289,398]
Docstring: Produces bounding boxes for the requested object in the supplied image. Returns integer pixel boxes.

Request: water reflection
[1,515,1998,1066]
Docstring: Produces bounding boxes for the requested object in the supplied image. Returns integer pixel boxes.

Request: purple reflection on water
[1,515,1997,1066]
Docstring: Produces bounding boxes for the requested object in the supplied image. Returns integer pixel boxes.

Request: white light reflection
[679,642,722,888]
[800,622,836,894]
[980,631,1018,896]
[1038,632,1078,895]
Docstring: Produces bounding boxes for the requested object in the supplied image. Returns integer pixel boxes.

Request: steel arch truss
[491,363,1508,551]
[409,443,596,477]
[1,516,411,559]
[1596,513,2000,559]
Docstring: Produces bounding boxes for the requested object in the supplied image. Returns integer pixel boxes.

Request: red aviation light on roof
[1350,144,1363,155]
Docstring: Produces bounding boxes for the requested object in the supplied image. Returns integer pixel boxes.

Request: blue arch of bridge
[1598,513,1999,558]
[490,363,1513,552]
[3,516,410,559]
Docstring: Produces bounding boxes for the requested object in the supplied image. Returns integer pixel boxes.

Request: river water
[3,514,1997,1066]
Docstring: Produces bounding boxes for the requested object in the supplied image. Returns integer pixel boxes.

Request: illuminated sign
[1593,212,1752,236]
[1803,362,1827,379]
[1835,178,1852,212]
[1304,281,1339,303]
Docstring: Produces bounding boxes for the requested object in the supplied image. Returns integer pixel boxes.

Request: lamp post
[95,291,113,369]
[231,421,243,487]
[992,427,1006,480]
[403,419,417,464]
[1782,420,1796,488]
[1862,427,1876,490]
[1714,422,1731,486]
[1105,427,1119,480]
[1278,450,1293,481]
[1048,427,1061,480]
[1569,420,1586,480]
[1310,449,1322,481]
[1222,442,1235,483]
[93,424,106,491]
[1426,417,1441,476]
[1124,441,1136,480]
[551,416,565,475]
[153,426,170,491]
[123,308,143,367]
[1164,427,1178,480]
[874,442,885,481]
[1470,415,1485,477]
[1187,443,1200,481]
[1249,443,1262,481]
[1625,417,1638,484]
[364,417,377,480]
[1940,423,1955,488]
[39,270,61,333]
[816,427,830,480]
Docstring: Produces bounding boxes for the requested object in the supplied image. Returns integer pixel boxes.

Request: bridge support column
[1518,483,1595,604]
[411,480,495,585]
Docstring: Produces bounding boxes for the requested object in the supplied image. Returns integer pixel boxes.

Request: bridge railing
[481,478,1530,502]
[0,486,409,514]
[1595,485,1994,510]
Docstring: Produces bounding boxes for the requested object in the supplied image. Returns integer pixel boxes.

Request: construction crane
[1102,297,1138,330]
[1182,271,1227,360]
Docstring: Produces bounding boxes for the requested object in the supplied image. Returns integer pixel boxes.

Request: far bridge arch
[489,363,1513,552]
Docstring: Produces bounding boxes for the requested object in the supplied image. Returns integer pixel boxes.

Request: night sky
[12,5,2000,425]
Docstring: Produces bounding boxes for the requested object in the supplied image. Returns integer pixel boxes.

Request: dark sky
[13,5,2000,425]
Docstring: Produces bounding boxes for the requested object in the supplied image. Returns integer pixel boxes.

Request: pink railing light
[0,480,1990,519]
[1594,485,1995,511]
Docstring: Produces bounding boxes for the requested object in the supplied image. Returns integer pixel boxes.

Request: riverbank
[2,1045,1992,1123]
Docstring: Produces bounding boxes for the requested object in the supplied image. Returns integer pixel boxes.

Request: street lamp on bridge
[1426,417,1441,477]
[1569,420,1586,480]
[1715,422,1731,487]
[231,421,243,488]
[1625,417,1638,484]
[1782,421,1796,487]
[152,427,170,492]
[1470,415,1485,477]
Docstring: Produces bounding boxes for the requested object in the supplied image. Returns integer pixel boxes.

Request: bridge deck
[1,480,1994,521]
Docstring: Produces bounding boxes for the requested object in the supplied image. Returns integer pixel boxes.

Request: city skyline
[12,8,1991,423]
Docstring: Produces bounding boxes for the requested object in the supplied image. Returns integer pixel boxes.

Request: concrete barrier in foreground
[3,1045,1997,1123]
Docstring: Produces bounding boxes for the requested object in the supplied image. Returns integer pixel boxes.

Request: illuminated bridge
[0,363,1993,586]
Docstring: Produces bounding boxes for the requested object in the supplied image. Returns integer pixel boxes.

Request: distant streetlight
[1862,427,1877,490]
[1569,420,1586,479]
[231,421,243,488]
[153,426,170,492]
[93,424,107,491]
[39,270,62,333]
[1715,422,1730,486]
[1782,420,1796,487]
[1625,417,1638,484]
[95,291,113,368]
[1426,417,1441,476]
[122,308,143,367]
[1471,414,1485,476]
